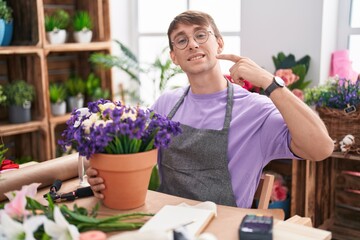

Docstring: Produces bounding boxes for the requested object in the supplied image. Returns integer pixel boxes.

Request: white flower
[99,102,116,112]
[121,107,137,121]
[74,108,91,128]
[44,207,80,240]
[0,211,46,240]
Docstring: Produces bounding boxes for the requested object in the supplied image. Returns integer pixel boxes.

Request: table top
[35,178,332,240]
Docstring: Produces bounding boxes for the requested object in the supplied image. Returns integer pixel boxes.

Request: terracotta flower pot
[90,149,158,210]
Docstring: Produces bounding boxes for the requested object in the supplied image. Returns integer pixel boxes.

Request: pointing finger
[216,54,242,63]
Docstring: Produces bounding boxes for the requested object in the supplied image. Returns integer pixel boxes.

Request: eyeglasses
[171,30,214,50]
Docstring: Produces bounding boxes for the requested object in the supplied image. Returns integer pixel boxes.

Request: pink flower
[3,183,41,219]
[275,69,299,86]
[291,89,304,101]
[272,180,288,202]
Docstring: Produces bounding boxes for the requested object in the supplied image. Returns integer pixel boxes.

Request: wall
[241,0,339,86]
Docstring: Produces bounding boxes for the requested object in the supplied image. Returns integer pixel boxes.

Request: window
[136,0,241,105]
[338,0,360,72]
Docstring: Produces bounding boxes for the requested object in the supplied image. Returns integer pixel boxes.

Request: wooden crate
[0,53,46,122]
[7,0,42,46]
[43,0,111,43]
[1,130,50,163]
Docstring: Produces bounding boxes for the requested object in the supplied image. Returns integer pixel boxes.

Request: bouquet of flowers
[304,77,360,110]
[272,52,312,100]
[0,183,153,239]
[59,99,182,159]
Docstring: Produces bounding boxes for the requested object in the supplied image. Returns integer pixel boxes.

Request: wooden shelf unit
[272,153,360,240]
[0,0,112,161]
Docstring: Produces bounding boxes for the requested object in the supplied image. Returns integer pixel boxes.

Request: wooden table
[35,179,332,240]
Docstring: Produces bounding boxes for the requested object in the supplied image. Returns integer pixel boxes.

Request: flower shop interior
[0,0,359,239]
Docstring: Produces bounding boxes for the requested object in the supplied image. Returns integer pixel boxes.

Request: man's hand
[216,54,273,89]
[86,167,105,199]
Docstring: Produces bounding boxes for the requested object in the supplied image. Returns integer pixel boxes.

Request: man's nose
[187,37,199,49]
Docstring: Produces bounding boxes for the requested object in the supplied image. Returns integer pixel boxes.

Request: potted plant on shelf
[85,73,110,102]
[59,99,182,210]
[73,10,93,43]
[0,0,13,46]
[45,9,70,44]
[49,82,67,116]
[3,80,35,124]
[65,76,85,112]
[304,76,360,152]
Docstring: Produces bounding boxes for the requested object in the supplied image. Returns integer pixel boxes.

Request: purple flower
[59,100,182,159]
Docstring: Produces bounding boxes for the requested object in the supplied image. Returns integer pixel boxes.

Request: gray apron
[158,80,237,206]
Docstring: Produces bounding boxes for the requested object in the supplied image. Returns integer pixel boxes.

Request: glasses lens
[194,30,209,44]
[174,35,188,50]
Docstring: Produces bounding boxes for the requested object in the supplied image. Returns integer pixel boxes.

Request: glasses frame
[171,30,214,50]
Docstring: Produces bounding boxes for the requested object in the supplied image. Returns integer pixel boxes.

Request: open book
[139,204,216,237]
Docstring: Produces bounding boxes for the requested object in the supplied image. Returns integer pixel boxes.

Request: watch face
[274,76,285,87]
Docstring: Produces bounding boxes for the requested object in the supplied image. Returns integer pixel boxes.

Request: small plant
[0,85,6,105]
[45,9,70,32]
[49,82,67,103]
[0,0,13,23]
[4,80,35,106]
[85,73,110,100]
[65,76,86,97]
[73,11,93,31]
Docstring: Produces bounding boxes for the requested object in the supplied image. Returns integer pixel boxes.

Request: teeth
[189,55,203,61]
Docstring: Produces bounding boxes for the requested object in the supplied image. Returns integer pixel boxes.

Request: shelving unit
[0,0,112,161]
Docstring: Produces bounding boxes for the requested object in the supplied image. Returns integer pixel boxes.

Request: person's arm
[217,54,334,161]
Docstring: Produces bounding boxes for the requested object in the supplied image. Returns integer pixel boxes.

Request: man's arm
[217,54,334,161]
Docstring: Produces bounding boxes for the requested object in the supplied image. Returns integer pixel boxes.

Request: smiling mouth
[188,54,205,61]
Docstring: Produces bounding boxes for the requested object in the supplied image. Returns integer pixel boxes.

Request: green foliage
[73,11,93,31]
[0,0,13,23]
[85,73,110,100]
[0,143,8,166]
[272,52,312,90]
[45,9,70,32]
[148,165,160,191]
[23,195,154,234]
[0,85,6,105]
[90,40,141,85]
[49,82,67,103]
[4,80,35,106]
[65,76,86,97]
[151,46,183,95]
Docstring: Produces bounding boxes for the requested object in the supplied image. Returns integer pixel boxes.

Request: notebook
[139,204,216,237]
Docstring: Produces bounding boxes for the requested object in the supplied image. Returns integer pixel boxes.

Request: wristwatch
[264,76,285,96]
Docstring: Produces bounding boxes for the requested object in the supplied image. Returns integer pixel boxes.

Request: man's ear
[217,37,224,54]
[170,50,179,65]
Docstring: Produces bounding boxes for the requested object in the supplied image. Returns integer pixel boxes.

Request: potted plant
[45,9,70,44]
[272,52,312,101]
[49,82,67,116]
[0,0,13,46]
[73,10,93,43]
[59,99,182,210]
[3,80,35,124]
[85,73,110,102]
[304,77,360,151]
[65,76,85,111]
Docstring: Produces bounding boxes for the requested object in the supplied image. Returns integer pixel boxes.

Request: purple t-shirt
[152,84,299,207]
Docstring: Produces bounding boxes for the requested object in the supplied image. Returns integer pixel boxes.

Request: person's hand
[216,54,273,89]
[86,167,105,199]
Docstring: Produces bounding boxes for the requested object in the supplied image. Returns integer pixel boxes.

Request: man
[87,10,333,208]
